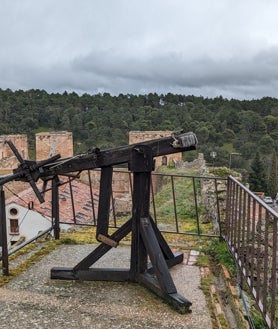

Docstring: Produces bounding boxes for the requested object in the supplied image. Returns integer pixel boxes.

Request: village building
[5,179,98,248]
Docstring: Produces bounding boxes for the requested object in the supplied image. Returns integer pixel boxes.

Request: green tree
[237,142,257,160]
[263,115,278,134]
[0,88,278,171]
[223,128,236,142]
[238,111,266,143]
[195,125,209,143]
[259,135,275,154]
[248,152,267,192]
[267,150,278,199]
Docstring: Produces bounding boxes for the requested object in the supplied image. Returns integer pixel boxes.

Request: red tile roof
[5,179,99,224]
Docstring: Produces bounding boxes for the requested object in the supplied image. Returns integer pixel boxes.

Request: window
[10,218,19,234]
[9,207,19,234]
[9,207,18,216]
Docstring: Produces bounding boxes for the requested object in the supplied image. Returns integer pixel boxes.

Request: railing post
[214,177,221,237]
[0,185,9,275]
[68,178,76,225]
[52,176,60,240]
[170,176,179,233]
[270,217,277,328]
[192,177,200,234]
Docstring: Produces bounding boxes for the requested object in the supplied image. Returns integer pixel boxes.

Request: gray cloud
[1,0,278,99]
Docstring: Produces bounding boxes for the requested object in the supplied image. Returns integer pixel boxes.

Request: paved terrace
[0,244,214,329]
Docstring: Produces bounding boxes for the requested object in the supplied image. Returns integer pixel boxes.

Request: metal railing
[1,170,226,263]
[225,175,278,329]
[57,170,226,238]
[149,172,225,237]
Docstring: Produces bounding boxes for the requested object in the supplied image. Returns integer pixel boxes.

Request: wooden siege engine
[0,131,198,313]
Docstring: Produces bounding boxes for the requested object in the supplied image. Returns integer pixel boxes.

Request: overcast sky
[1,0,278,100]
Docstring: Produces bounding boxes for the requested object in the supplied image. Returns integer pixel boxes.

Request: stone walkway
[0,244,212,329]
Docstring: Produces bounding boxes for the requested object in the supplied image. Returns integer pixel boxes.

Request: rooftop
[6,179,99,224]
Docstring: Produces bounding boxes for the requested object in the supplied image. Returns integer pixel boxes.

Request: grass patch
[153,175,197,221]
[250,310,269,329]
[60,226,133,245]
[196,253,210,267]
[150,170,215,235]
[205,238,235,276]
[59,226,99,244]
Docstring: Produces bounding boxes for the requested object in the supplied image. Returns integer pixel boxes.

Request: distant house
[5,179,98,248]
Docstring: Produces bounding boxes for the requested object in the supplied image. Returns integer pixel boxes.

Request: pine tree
[267,150,278,199]
[248,152,267,192]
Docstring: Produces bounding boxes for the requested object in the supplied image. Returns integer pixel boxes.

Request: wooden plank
[51,267,130,281]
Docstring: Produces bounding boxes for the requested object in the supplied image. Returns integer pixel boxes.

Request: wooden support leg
[140,217,176,294]
[96,166,113,240]
[148,216,184,269]
[128,146,191,313]
[138,216,192,313]
[130,171,149,281]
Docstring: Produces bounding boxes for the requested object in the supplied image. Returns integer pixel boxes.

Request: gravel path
[1,244,212,329]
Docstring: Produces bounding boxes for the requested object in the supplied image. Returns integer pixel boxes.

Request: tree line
[0,88,277,194]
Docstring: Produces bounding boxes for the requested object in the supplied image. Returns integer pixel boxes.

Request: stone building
[35,131,73,161]
[0,134,28,169]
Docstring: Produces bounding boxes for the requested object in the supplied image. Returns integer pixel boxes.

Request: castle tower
[128,131,182,168]
[0,134,29,169]
[35,131,73,161]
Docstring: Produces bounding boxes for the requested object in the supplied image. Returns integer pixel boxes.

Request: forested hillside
[0,88,277,182]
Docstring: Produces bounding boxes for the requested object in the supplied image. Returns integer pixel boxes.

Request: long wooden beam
[38,131,197,177]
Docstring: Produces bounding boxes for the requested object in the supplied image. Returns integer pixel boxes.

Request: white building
[5,179,98,248]
[5,202,53,247]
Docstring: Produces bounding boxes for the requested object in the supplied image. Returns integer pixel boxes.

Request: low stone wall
[199,176,227,233]
[176,153,206,171]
